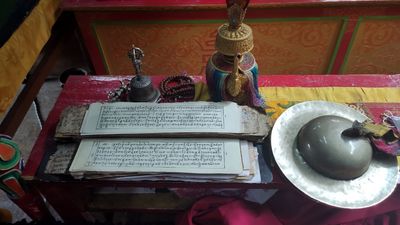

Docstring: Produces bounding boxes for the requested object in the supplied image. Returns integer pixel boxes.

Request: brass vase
[205,1,264,108]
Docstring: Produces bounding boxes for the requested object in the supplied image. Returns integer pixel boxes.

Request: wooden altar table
[15,74,400,223]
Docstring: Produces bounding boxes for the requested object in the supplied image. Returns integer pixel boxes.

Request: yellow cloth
[260,86,400,121]
[194,83,210,101]
[196,84,400,163]
[0,0,61,117]
[194,85,400,121]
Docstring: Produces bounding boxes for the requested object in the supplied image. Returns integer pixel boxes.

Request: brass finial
[227,0,249,30]
[215,0,253,56]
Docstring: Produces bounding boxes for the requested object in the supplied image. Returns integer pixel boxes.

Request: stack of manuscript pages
[69,138,261,182]
[66,101,271,182]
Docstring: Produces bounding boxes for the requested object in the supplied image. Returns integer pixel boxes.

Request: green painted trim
[91,23,110,74]
[92,16,344,26]
[326,17,348,74]
[340,16,363,74]
[339,15,400,74]
[93,19,225,25]
[246,16,344,23]
[362,15,400,20]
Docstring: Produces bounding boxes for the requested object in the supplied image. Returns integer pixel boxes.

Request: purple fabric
[177,186,400,225]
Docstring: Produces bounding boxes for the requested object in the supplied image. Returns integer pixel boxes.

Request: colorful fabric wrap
[342,120,400,156]
[0,137,25,198]
[206,63,264,108]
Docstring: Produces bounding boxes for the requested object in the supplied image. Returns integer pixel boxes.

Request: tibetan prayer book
[68,138,260,182]
[73,101,270,141]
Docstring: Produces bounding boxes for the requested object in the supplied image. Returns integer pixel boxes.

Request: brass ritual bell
[128,45,160,102]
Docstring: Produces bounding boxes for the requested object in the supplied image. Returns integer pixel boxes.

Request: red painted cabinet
[63,0,400,75]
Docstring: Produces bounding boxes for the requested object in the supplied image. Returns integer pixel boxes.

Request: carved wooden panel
[250,19,343,74]
[343,17,400,74]
[93,18,343,75]
[94,22,216,75]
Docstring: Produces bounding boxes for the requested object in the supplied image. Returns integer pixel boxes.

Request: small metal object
[297,115,373,180]
[127,45,159,102]
[108,79,130,102]
[271,101,398,209]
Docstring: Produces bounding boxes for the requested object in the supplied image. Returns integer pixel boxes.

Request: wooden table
[17,74,400,223]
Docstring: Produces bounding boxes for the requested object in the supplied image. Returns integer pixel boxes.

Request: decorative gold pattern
[344,18,400,74]
[218,24,250,39]
[94,23,216,75]
[250,20,342,74]
[216,23,254,56]
[93,19,342,75]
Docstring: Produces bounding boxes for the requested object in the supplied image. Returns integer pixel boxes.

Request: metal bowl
[297,115,373,180]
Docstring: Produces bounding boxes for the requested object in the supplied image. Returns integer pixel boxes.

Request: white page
[80,102,242,136]
[240,141,251,171]
[69,138,243,175]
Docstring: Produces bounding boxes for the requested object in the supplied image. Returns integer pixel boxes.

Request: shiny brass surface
[216,23,253,56]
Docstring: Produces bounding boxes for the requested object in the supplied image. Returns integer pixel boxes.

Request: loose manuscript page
[69,138,243,175]
[45,143,78,174]
[54,106,87,139]
[80,102,242,136]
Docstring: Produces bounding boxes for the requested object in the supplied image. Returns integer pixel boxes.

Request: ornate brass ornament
[216,23,253,56]
[216,0,253,56]
[206,0,264,109]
